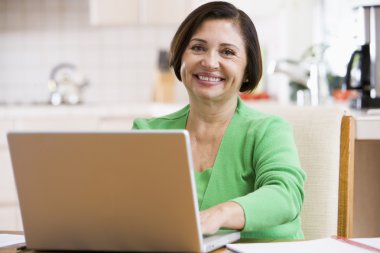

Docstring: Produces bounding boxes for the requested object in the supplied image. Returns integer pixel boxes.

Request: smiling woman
[180,19,247,102]
[170,1,262,94]
[132,1,306,240]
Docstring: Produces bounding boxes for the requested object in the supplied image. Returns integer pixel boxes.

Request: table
[0,231,282,253]
[0,241,235,253]
[1,231,270,253]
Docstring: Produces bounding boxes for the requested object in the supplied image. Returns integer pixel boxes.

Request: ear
[243,70,249,83]
[243,74,249,83]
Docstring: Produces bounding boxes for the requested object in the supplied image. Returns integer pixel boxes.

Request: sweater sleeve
[232,117,306,232]
[132,118,150,130]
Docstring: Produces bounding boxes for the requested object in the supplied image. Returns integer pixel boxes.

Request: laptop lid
[8,130,210,252]
[8,130,240,252]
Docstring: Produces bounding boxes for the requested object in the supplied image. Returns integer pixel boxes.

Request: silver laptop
[7,130,240,252]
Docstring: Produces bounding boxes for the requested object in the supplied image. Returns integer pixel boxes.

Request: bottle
[152,50,176,103]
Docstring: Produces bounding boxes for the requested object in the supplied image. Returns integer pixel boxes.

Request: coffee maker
[345,4,380,109]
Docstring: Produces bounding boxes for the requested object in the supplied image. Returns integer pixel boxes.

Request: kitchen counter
[350,109,380,140]
[0,102,379,140]
[245,101,380,140]
[0,103,185,119]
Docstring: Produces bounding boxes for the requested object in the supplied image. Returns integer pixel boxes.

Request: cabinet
[98,117,134,130]
[13,118,99,131]
[89,0,191,26]
[0,149,20,230]
[0,120,13,148]
[140,0,191,25]
[89,0,139,25]
[353,140,380,237]
[0,120,19,230]
[0,206,22,231]
[0,151,17,204]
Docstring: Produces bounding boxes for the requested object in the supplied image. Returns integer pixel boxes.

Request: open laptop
[7,130,240,252]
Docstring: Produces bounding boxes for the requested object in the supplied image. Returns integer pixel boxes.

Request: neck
[186,96,238,131]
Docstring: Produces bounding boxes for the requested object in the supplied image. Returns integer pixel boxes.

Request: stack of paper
[0,234,25,248]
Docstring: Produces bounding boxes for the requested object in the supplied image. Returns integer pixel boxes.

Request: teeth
[198,75,222,82]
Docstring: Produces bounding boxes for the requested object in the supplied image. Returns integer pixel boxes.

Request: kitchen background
[3,0,378,235]
[0,0,357,105]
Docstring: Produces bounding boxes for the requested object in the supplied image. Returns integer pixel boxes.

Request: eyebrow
[190,38,241,51]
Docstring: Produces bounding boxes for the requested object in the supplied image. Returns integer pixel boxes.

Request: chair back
[248,104,355,239]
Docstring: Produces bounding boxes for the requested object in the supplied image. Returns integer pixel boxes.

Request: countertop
[350,109,380,140]
[0,103,185,119]
[0,102,379,140]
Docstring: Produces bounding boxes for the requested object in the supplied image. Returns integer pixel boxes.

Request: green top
[194,168,212,208]
[132,98,306,239]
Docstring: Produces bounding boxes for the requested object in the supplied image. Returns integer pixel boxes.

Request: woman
[133,1,306,239]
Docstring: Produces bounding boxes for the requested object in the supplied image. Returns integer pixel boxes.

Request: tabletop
[1,231,270,253]
[0,233,280,253]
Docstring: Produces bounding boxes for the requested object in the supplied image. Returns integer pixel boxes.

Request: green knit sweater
[132,98,306,239]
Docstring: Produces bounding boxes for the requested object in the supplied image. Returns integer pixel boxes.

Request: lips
[195,73,225,83]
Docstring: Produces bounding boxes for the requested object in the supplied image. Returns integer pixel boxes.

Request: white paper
[0,234,25,248]
[352,238,380,250]
[227,238,374,253]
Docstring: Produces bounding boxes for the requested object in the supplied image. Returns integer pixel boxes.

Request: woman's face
[180,19,247,102]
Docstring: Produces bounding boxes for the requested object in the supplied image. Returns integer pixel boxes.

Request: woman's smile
[194,72,226,86]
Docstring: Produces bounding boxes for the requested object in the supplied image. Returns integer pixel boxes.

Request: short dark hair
[169,1,262,93]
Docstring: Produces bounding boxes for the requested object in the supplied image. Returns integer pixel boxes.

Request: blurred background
[0,0,360,106]
[2,0,380,234]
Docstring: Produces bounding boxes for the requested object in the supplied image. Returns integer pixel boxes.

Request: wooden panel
[338,116,355,238]
[353,140,380,237]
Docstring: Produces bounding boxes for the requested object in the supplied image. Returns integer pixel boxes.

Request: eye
[221,48,236,57]
[190,44,206,53]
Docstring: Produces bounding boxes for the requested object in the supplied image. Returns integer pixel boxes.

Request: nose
[200,51,219,70]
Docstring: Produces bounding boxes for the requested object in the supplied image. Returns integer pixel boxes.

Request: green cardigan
[132,98,306,239]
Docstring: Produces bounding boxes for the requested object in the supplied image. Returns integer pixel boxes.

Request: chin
[194,91,226,101]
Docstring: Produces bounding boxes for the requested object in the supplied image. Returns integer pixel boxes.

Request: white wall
[0,0,353,105]
[0,0,178,105]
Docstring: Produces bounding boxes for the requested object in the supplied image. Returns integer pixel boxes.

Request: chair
[247,103,355,239]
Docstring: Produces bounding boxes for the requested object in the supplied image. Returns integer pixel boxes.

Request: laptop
[7,130,240,252]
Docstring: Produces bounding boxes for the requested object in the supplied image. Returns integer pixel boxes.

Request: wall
[0,0,331,106]
[0,0,178,105]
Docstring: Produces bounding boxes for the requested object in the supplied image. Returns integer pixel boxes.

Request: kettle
[48,63,88,106]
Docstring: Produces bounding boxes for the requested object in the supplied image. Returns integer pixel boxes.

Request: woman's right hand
[200,201,245,235]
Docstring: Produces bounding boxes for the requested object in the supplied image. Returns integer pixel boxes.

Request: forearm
[233,182,303,232]
[219,201,245,230]
[200,201,245,234]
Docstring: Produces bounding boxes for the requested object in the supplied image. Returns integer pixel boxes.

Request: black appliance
[345,5,380,109]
